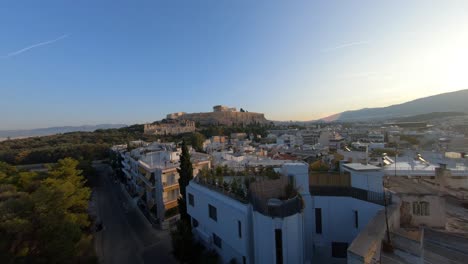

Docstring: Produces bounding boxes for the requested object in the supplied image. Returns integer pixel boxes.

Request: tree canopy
[177,141,193,222]
[0,158,95,263]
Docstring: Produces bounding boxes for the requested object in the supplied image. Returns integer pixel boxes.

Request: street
[89,164,176,264]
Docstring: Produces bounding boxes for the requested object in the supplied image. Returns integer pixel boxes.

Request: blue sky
[1,1,467,129]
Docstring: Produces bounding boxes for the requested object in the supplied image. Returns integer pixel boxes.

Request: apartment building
[186,162,390,263]
[311,163,386,263]
[187,163,306,264]
[367,132,385,143]
[118,142,210,228]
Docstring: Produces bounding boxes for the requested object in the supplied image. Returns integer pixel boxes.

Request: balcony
[163,182,179,192]
[309,186,391,206]
[164,199,178,210]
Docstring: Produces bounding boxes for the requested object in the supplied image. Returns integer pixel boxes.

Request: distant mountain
[0,124,127,139]
[393,112,467,123]
[321,89,468,121]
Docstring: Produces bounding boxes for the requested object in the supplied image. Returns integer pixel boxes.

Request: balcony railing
[309,186,391,206]
[250,195,303,218]
[164,199,178,210]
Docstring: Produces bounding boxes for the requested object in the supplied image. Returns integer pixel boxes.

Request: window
[188,193,194,207]
[242,256,246,264]
[331,242,348,258]
[209,204,217,221]
[288,175,295,186]
[238,220,242,238]
[192,218,199,228]
[315,208,322,234]
[275,229,283,264]
[413,201,420,215]
[420,201,430,216]
[213,233,222,249]
[413,201,430,216]
[354,210,359,229]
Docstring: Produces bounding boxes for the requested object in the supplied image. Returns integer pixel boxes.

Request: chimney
[435,163,449,195]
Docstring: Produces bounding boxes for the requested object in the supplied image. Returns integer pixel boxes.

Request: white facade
[187,163,308,264]
[312,197,383,261]
[342,163,384,193]
[118,142,210,227]
[187,183,252,263]
[186,162,388,263]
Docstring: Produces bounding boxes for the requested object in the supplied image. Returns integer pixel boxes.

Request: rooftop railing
[193,177,249,204]
[309,186,391,206]
[249,195,303,218]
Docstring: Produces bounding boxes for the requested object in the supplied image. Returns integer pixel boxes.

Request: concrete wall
[313,196,383,262]
[252,211,304,264]
[187,183,250,264]
[282,163,309,194]
[399,194,446,228]
[350,171,384,193]
[347,203,401,264]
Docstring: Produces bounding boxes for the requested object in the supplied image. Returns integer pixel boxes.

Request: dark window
[188,193,194,206]
[275,229,283,264]
[288,175,295,185]
[213,233,222,249]
[238,220,242,238]
[209,204,217,221]
[242,256,246,264]
[315,208,322,234]
[331,242,348,258]
[192,218,199,228]
[354,210,358,229]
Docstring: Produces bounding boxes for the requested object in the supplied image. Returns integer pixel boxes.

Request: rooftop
[386,176,440,195]
[343,163,382,171]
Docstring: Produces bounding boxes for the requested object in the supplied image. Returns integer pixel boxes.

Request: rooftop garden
[195,165,298,203]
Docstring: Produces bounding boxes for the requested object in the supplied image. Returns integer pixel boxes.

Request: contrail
[321,41,369,52]
[1,34,69,59]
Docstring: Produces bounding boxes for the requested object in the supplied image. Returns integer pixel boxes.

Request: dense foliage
[0,125,191,165]
[0,123,271,166]
[177,141,193,222]
[309,160,330,172]
[0,158,95,263]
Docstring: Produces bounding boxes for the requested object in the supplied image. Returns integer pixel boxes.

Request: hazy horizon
[2,1,468,129]
[1,88,467,131]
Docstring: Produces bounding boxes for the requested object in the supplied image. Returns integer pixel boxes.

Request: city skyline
[1,1,468,129]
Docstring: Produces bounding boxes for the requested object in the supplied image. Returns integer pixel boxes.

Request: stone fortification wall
[175,111,268,126]
[144,120,196,135]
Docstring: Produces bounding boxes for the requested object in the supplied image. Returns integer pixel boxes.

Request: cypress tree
[177,141,193,222]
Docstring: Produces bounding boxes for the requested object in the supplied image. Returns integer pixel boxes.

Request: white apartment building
[187,163,307,264]
[186,162,388,263]
[118,142,211,228]
[311,163,385,262]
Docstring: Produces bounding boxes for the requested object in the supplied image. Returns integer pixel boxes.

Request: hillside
[321,89,468,121]
[393,112,467,122]
[0,124,127,139]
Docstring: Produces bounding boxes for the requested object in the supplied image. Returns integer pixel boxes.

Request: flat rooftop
[343,163,381,171]
[386,177,439,195]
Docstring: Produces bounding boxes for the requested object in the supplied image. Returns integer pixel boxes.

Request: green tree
[0,158,94,263]
[191,132,205,152]
[177,141,193,222]
[170,220,203,263]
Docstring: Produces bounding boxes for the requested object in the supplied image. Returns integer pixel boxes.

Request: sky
[1,1,468,130]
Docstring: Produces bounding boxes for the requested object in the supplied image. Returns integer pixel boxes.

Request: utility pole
[383,144,396,252]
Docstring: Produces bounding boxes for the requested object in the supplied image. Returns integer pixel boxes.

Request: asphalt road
[90,164,176,264]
